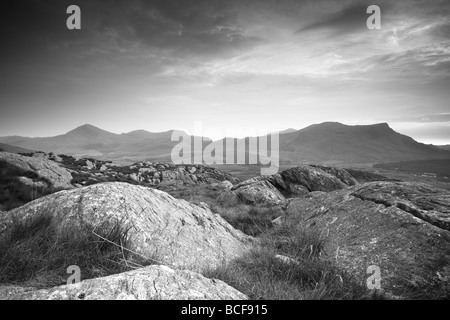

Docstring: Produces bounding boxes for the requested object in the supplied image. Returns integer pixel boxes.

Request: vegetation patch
[0,212,158,289]
[0,160,60,211]
[204,222,373,300]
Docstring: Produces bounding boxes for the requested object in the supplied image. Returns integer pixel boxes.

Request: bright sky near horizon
[0,0,449,144]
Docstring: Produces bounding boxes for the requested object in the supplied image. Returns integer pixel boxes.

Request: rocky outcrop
[310,165,357,187]
[224,180,286,206]
[57,154,239,187]
[1,182,251,272]
[279,165,356,196]
[351,182,450,231]
[219,165,356,206]
[286,181,450,299]
[0,265,247,300]
[344,168,395,183]
[0,152,73,189]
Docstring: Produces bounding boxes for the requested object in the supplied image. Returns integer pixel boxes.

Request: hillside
[0,143,34,154]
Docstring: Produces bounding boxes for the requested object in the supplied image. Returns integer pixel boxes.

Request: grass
[204,221,374,300]
[0,212,158,289]
[0,160,62,211]
[160,184,284,236]
[192,192,377,300]
[193,189,408,300]
[0,164,379,299]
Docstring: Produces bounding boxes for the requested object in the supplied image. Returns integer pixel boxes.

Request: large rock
[223,180,286,207]
[0,265,247,300]
[1,182,251,272]
[286,181,450,299]
[310,165,357,187]
[0,152,73,189]
[219,165,355,206]
[279,165,354,196]
[351,182,450,231]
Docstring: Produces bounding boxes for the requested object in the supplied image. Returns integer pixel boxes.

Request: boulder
[286,181,450,299]
[1,182,251,272]
[218,180,233,190]
[84,160,95,170]
[0,265,247,300]
[279,165,351,195]
[219,165,354,206]
[351,181,450,231]
[17,176,48,188]
[223,180,286,207]
[310,165,357,186]
[0,152,73,189]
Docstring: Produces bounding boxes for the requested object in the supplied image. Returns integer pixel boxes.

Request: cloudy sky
[0,0,449,144]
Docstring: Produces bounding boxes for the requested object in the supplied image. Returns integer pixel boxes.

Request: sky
[0,0,449,144]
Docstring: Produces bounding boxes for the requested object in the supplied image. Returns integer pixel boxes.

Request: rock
[0,265,248,300]
[271,216,284,227]
[275,255,300,266]
[99,165,107,172]
[279,165,351,196]
[48,153,63,163]
[351,182,450,231]
[85,160,95,170]
[1,182,251,272]
[0,152,73,189]
[286,181,450,299]
[310,165,357,186]
[129,173,142,182]
[218,180,233,190]
[344,168,394,183]
[17,176,48,188]
[188,166,197,174]
[219,165,354,206]
[225,180,286,207]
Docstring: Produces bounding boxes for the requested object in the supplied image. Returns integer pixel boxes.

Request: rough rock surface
[344,168,395,183]
[225,180,286,206]
[219,165,355,206]
[0,265,248,300]
[351,182,450,231]
[1,182,251,272]
[286,181,450,299]
[310,165,357,187]
[57,154,240,187]
[0,152,73,189]
[279,165,354,195]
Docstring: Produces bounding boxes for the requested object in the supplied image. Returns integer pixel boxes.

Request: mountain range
[1,122,449,165]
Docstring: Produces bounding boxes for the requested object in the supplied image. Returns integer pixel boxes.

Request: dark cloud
[296,3,372,35]
[103,0,262,58]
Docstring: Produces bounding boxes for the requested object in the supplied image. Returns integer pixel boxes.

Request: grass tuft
[0,212,158,288]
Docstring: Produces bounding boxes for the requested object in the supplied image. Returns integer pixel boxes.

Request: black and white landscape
[0,0,449,301]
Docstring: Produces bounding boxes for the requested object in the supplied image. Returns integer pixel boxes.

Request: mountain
[0,124,188,161]
[1,122,449,165]
[437,145,450,151]
[277,122,450,164]
[278,128,297,134]
[0,143,34,154]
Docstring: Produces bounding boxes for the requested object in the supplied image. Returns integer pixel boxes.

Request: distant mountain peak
[66,124,116,138]
[68,124,101,132]
[279,128,297,134]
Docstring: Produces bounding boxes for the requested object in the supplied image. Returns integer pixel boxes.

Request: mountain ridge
[1,122,449,165]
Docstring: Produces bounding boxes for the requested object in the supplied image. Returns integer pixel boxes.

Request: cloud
[296,3,374,36]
